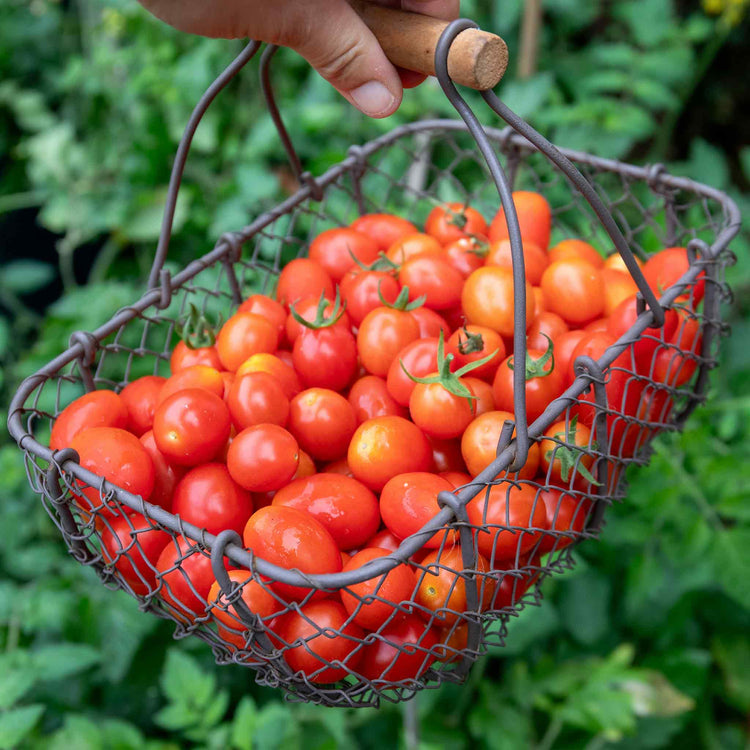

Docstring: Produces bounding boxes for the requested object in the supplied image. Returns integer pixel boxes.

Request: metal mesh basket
[6,23,741,709]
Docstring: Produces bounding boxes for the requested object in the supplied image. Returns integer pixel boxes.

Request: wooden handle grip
[351,2,508,90]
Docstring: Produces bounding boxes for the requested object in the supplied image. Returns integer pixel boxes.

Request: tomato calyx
[401,332,498,406]
[544,415,601,485]
[462,235,490,258]
[380,285,426,312]
[508,334,556,382]
[176,303,220,349]
[289,289,346,330]
[456,326,485,356]
[349,250,400,274]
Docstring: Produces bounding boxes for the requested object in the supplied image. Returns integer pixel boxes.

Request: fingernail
[350,81,397,117]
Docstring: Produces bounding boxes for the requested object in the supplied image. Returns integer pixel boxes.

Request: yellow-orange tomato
[484,238,549,286]
[602,268,639,317]
[548,239,604,268]
[488,191,552,251]
[540,259,605,326]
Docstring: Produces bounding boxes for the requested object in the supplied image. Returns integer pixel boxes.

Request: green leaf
[125,186,191,242]
[46,714,102,750]
[632,79,680,110]
[30,643,100,681]
[469,683,532,749]
[712,528,750,609]
[613,0,674,47]
[489,602,561,657]
[229,696,258,750]
[99,719,147,750]
[0,668,36,710]
[253,702,297,750]
[159,649,215,709]
[498,72,555,120]
[200,689,230,731]
[0,260,56,295]
[153,702,195,732]
[558,568,611,645]
[0,704,45,750]
[618,671,695,717]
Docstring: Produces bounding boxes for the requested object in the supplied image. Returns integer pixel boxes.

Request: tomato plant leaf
[0,704,45,750]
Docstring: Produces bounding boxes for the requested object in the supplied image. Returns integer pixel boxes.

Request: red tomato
[466,483,547,564]
[348,416,432,491]
[439,470,473,488]
[158,365,225,405]
[602,268,639,317]
[50,390,129,451]
[385,232,442,265]
[139,430,183,512]
[273,474,380,550]
[409,306,451,339]
[216,312,279,372]
[237,294,288,340]
[462,266,536,338]
[425,202,488,245]
[350,213,418,252]
[358,614,438,683]
[428,435,468,474]
[348,375,408,423]
[652,309,702,387]
[539,417,597,489]
[275,258,334,308]
[442,237,487,277]
[488,191,552,251]
[541,259,605,326]
[284,295,351,344]
[293,326,358,392]
[172,463,253,537]
[409,377,478,440]
[235,353,301,399]
[308,227,380,281]
[445,325,505,382]
[288,388,357,461]
[340,547,418,629]
[119,376,167,436]
[461,376,496,416]
[357,306,420,377]
[643,246,704,306]
[70,427,155,516]
[153,389,231,467]
[226,424,299,493]
[100,512,170,596]
[379,472,455,549]
[340,269,401,326]
[321,457,355,477]
[485,238,549,286]
[554,330,588,388]
[526,312,569,353]
[243,506,342,602]
[548,239,604,268]
[170,340,223,373]
[398,254,464,311]
[365,530,402,553]
[538,488,592,554]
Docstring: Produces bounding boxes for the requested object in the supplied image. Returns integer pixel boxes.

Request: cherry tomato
[540,259,605,326]
[548,238,604,268]
[235,352,301,399]
[425,202,488,245]
[461,376,496,416]
[385,232,442,265]
[284,296,351,344]
[340,547,418,629]
[216,312,279,372]
[293,326,358,392]
[643,246,704,306]
[275,258,334,308]
[602,268,639,316]
[409,377,478,440]
[321,457,355,477]
[485,238,549,286]
[308,227,380,281]
[243,506,342,601]
[340,269,401,326]
[100,512,170,596]
[350,213,418,252]
[237,293,288,339]
[554,330,587,388]
[357,306,420,377]
[445,325,505,382]
[153,389,231,467]
[398,254,464,311]
[365,529,402,553]
[409,306,451,339]
[526,312,569,353]
[442,237,487,278]
[273,473,380,551]
[428,435,468,474]
[139,430,183,512]
[652,309,701,387]
[488,191,552,251]
[288,388,357,461]
[604,252,644,274]
[348,416,432,491]
[119,376,167,436]
[539,417,597,489]
[50,390,129,451]
[158,365,225,405]
[170,340,223,373]
[226,424,299,492]
[348,375,408,423]
[538,488,592,554]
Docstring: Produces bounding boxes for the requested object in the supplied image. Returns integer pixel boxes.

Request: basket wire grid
[7,22,742,708]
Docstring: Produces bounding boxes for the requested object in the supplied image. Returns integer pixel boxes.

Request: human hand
[137,0,459,118]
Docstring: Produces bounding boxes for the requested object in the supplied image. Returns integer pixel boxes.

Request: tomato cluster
[50,193,704,686]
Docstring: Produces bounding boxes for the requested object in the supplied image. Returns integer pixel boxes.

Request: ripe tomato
[170,340,223,373]
[539,417,597,489]
[348,416,432,491]
[216,312,279,372]
[652,309,701,387]
[358,614,438,683]
[293,326,358,392]
[226,424,299,492]
[379,472,455,549]
[428,435,468,475]
[604,252,644,274]
[461,266,536,338]
[357,306,420,377]
[172,463,253,536]
[243,506,342,601]
[100,512,170,596]
[119,376,166,436]
[466,483,547,564]
[461,376,496,416]
[488,191,552,251]
[275,600,364,683]
[602,268,639,316]
[540,259,605,325]
[348,375,408,423]
[153,389,231,467]
[385,232,442,265]
[284,295,351,344]
[526,312,569,353]
[308,227,380,281]
[425,202,488,245]
[409,377,478,440]
[350,213,418,251]
[365,529,402,552]
[538,488,592,554]
[340,547,418,629]
[485,238,549,286]
[442,237,487,277]
[445,325,505,382]
[548,238,604,268]
[460,410,540,480]
[340,269,401,326]
[237,293,288,340]
[157,365,225,405]
[273,474,380,550]
[139,430,183,512]
[409,306,451,339]
[288,388,357,461]
[554,330,587,388]
[398,254,464,310]
[50,390,129,451]
[235,353,301,399]
[415,546,494,626]
[643,246,704,306]
[70,427,155,516]
[275,258,334,308]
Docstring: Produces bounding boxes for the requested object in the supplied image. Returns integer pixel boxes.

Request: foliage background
[1,0,748,747]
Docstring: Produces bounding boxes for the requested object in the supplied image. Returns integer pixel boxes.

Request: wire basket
[7,20,741,709]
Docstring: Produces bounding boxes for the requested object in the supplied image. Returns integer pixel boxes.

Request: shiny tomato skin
[485,238,549,286]
[385,232,442,265]
[602,268,639,317]
[425,202,488,245]
[386,337,440,409]
[526,312,569,353]
[70,427,155,516]
[288,388,357,461]
[538,488,592,554]
[227,371,290,431]
[541,259,606,326]
[172,463,253,537]
[409,306,451,339]
[357,306,420,377]
[548,239,604,268]
[539,419,596,489]
[488,191,551,250]
[643,246,704,305]
[272,473,380,551]
[443,237,488,278]
[350,213,418,252]
[348,375,408,423]
[466,483,547,564]
[461,377,496,416]
[348,417,432,492]
[409,378,477,440]
[652,310,701,387]
[243,506,342,602]
[554,330,588,388]
[100,512,170,596]
[226,424,299,493]
[153,388,231,467]
[340,269,401,327]
[275,258,335,308]
[445,325,505,382]
[235,353,301,400]
[119,376,167,437]
[340,547,418,629]
[379,472,455,549]
[358,614,438,683]
[284,296,351,345]
[308,227,380,281]
[216,312,279,372]
[139,430,183,512]
[237,293,288,339]
[293,326,358,392]
[50,390,129,451]
[398,254,464,311]
[170,340,223,373]
[428,435,468,475]
[158,365,225,405]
